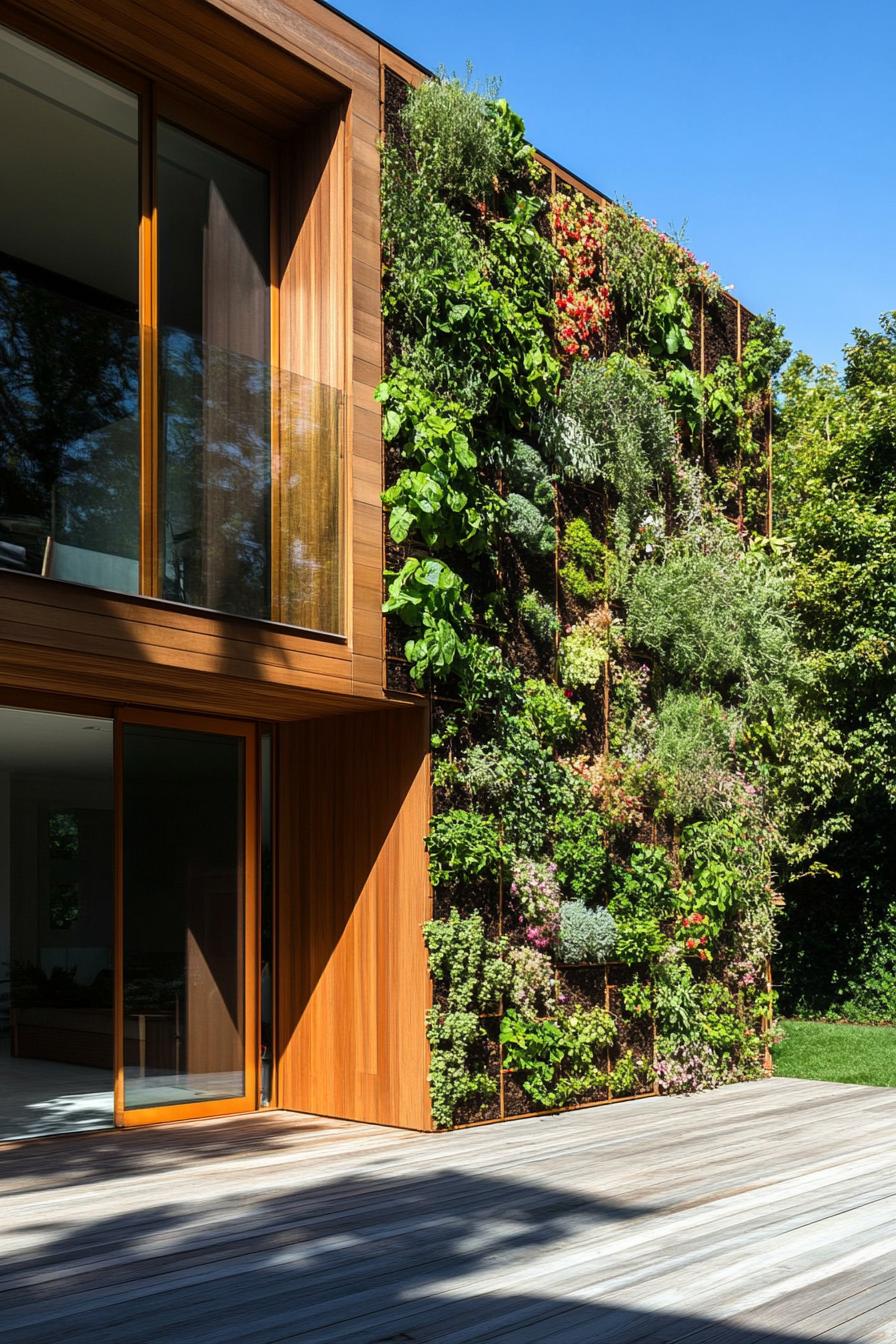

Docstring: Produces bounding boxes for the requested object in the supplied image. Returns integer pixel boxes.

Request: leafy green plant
[553,809,609,904]
[602,202,720,352]
[612,912,665,964]
[500,1006,617,1106]
[423,908,512,1010]
[559,620,608,688]
[609,1049,654,1097]
[653,690,738,823]
[663,364,704,437]
[523,678,584,749]
[461,742,513,804]
[679,813,770,933]
[557,901,617,964]
[383,557,473,684]
[401,70,506,203]
[621,978,652,1017]
[505,492,556,555]
[426,1008,497,1127]
[542,355,676,544]
[503,439,554,507]
[426,809,507,888]
[560,517,618,603]
[518,590,560,645]
[377,368,504,554]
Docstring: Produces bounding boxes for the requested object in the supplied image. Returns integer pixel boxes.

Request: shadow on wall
[0,1122,861,1344]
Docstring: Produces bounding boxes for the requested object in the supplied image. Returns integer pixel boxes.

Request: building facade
[0,0,751,1143]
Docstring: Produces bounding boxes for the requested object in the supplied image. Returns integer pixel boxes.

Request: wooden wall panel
[276,705,432,1130]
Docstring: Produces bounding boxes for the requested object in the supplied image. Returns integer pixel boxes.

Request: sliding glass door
[115,710,257,1125]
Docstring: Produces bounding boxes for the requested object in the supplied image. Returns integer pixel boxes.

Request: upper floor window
[0,24,344,633]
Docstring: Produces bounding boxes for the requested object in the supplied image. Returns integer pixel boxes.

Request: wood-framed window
[0,14,346,635]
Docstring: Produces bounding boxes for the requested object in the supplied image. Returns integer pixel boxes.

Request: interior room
[0,705,114,1140]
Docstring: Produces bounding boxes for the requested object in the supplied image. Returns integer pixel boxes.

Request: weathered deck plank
[2,1079,896,1342]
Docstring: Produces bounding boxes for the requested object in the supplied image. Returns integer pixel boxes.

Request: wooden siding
[276,704,433,1130]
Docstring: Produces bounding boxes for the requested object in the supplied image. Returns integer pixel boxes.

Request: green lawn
[773,1018,896,1088]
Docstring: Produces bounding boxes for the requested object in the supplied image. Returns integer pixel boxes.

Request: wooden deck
[2,1077,896,1342]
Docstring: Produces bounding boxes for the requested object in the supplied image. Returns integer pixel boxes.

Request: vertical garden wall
[379,70,793,1128]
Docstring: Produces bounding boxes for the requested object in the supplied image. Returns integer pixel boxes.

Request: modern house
[0,0,751,1143]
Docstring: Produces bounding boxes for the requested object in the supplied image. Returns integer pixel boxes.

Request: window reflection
[0,26,140,591]
[157,122,271,620]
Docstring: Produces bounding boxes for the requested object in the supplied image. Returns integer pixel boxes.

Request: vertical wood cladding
[276,705,433,1129]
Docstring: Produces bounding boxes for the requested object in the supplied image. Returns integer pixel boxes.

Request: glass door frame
[113,707,259,1128]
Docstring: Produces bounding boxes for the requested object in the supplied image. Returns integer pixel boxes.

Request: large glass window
[157,123,271,620]
[0,27,140,592]
[0,24,344,633]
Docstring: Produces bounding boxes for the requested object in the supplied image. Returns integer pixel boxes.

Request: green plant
[620,978,652,1017]
[542,355,676,545]
[608,661,653,759]
[609,1049,654,1097]
[383,557,473,684]
[426,1008,497,1127]
[401,70,506,204]
[653,690,738,823]
[625,520,798,710]
[649,283,694,359]
[557,901,617,964]
[553,809,609,904]
[523,678,584,749]
[612,913,665,964]
[380,141,480,334]
[518,590,560,645]
[461,742,513,804]
[559,619,608,688]
[505,492,556,555]
[500,1005,617,1107]
[423,908,512,1011]
[679,813,771,932]
[611,844,672,915]
[654,960,700,1040]
[602,202,720,352]
[426,809,507,888]
[407,264,560,418]
[377,368,504,554]
[663,364,704,438]
[502,439,554,507]
[422,909,512,1128]
[560,517,618,603]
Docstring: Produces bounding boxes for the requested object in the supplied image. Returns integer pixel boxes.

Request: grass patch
[773,1018,896,1088]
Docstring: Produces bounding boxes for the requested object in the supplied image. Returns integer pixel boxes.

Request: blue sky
[339,0,896,368]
